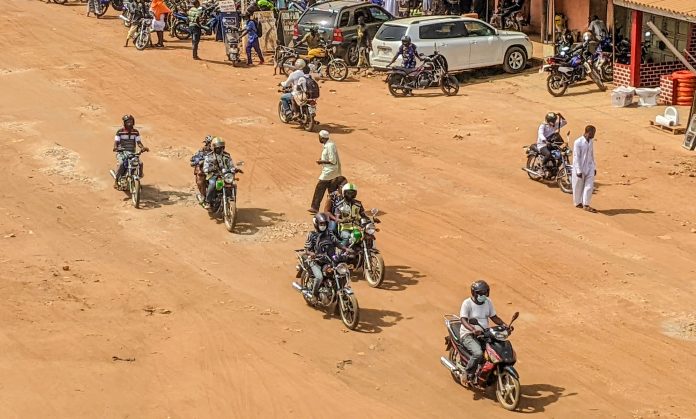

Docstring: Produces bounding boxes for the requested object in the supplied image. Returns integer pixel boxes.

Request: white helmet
[294,58,306,70]
[319,130,330,140]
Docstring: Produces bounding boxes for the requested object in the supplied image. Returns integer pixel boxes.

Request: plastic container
[611,87,635,107]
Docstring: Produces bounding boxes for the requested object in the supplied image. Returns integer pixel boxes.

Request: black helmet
[470,280,490,303]
[313,213,328,232]
[401,35,411,45]
[545,112,558,124]
[309,25,318,35]
[122,114,135,128]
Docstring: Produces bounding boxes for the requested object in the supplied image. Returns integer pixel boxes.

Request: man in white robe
[572,125,597,212]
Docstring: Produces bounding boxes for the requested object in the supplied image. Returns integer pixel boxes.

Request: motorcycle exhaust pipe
[521,167,540,176]
[291,282,303,292]
[109,170,117,180]
[440,356,459,373]
[118,14,129,22]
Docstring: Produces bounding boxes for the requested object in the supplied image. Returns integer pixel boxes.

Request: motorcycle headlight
[223,173,235,184]
[365,223,376,236]
[492,330,509,341]
[336,263,349,275]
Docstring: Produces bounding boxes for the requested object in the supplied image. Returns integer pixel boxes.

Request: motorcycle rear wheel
[303,114,315,132]
[525,155,543,181]
[173,22,191,40]
[546,73,568,97]
[600,63,613,82]
[339,293,359,330]
[130,178,141,208]
[301,272,314,306]
[448,346,462,384]
[441,75,459,96]
[327,60,348,81]
[53,0,68,4]
[590,69,607,91]
[94,2,109,17]
[496,371,521,411]
[223,197,237,232]
[557,166,572,194]
[387,74,408,97]
[280,56,295,76]
[364,252,385,288]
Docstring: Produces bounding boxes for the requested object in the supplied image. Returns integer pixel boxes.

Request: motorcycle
[279,40,349,82]
[202,162,244,233]
[92,0,125,18]
[522,131,573,194]
[109,149,147,208]
[130,13,154,50]
[172,1,221,40]
[341,208,385,288]
[542,40,606,97]
[593,35,613,82]
[292,252,360,330]
[278,86,317,132]
[385,51,459,97]
[490,6,527,32]
[440,312,521,411]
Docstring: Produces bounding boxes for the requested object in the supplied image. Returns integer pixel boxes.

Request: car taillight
[293,24,299,38]
[546,57,555,64]
[333,28,343,43]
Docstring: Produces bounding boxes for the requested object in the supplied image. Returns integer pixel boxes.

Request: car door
[462,20,502,67]
[417,21,471,71]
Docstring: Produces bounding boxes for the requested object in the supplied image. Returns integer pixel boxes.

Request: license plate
[377,46,391,55]
[308,106,316,115]
[231,47,238,53]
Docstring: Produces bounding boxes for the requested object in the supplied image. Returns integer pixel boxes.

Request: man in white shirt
[588,15,608,41]
[280,59,306,118]
[537,112,566,177]
[309,130,342,213]
[459,280,507,386]
[572,125,597,212]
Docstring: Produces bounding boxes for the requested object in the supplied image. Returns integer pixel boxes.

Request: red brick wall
[614,63,632,87]
[660,75,675,104]
[640,61,687,87]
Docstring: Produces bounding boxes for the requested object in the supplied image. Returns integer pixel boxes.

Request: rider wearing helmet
[459,280,507,386]
[280,58,308,118]
[202,137,236,209]
[303,213,347,299]
[334,183,368,244]
[113,115,148,189]
[191,135,213,199]
[537,111,566,177]
[387,36,422,69]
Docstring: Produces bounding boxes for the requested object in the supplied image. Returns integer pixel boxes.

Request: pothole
[36,143,96,186]
[222,116,268,127]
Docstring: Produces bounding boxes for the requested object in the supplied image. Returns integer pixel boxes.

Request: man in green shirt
[297,26,322,50]
[188,0,203,60]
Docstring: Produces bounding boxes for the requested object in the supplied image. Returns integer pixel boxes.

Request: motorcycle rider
[459,280,508,386]
[191,135,213,199]
[334,183,368,245]
[303,213,348,300]
[387,36,422,70]
[202,137,236,210]
[296,25,323,56]
[113,115,148,189]
[280,58,307,119]
[323,176,348,233]
[537,112,566,177]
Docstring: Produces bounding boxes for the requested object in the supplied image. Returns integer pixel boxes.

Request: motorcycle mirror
[509,311,520,327]
[237,160,245,166]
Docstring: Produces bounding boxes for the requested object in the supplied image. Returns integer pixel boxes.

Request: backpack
[305,75,320,99]
[254,18,263,37]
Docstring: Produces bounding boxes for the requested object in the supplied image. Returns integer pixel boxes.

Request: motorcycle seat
[393,66,419,74]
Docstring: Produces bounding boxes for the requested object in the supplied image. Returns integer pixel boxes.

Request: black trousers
[310,177,344,211]
[191,26,201,58]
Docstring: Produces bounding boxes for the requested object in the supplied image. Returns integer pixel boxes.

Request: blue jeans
[461,333,484,376]
[246,38,263,64]
[206,176,217,204]
[280,93,293,114]
[191,26,201,58]
[309,261,323,296]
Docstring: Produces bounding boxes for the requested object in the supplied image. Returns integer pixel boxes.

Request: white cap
[319,130,330,139]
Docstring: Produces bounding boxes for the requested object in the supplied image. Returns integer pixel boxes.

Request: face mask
[318,225,327,232]
[476,295,487,303]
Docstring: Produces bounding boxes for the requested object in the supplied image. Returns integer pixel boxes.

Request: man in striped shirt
[113,115,149,188]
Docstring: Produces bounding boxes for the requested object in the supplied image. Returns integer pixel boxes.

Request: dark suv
[294,0,394,65]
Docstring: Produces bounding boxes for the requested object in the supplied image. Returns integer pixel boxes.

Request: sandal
[575,204,583,209]
[583,206,597,213]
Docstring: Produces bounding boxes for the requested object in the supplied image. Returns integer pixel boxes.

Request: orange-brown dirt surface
[2,1,696,418]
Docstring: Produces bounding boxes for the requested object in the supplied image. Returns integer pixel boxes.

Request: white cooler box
[612,87,635,107]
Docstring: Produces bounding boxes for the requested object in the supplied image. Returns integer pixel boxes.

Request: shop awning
[614,0,696,22]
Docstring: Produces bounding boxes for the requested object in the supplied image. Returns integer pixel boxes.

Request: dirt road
[2,1,696,417]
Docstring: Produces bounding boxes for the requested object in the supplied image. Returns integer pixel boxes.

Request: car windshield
[375,24,407,41]
[299,10,337,27]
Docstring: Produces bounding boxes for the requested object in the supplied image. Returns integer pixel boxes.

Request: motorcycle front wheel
[525,155,543,181]
[173,22,191,40]
[600,63,613,82]
[546,73,568,97]
[327,60,348,81]
[129,178,141,208]
[496,370,521,411]
[590,69,607,91]
[557,166,573,194]
[441,75,459,96]
[339,292,359,330]
[364,252,385,288]
[94,2,109,17]
[278,102,290,124]
[280,56,295,76]
[302,113,315,132]
[223,197,237,232]
[301,271,314,306]
[134,30,150,51]
[387,74,408,97]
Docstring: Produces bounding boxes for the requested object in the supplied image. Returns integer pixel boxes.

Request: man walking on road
[572,125,597,212]
[309,130,342,214]
[188,0,203,60]
[240,12,265,66]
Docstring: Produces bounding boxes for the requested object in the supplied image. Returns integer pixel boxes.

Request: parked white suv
[370,16,533,73]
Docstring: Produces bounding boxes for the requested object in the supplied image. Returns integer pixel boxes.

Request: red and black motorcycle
[440,312,521,411]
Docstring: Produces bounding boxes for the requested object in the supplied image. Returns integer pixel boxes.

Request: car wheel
[344,43,359,67]
[503,46,527,74]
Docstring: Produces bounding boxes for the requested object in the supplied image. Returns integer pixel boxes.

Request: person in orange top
[150,0,171,47]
